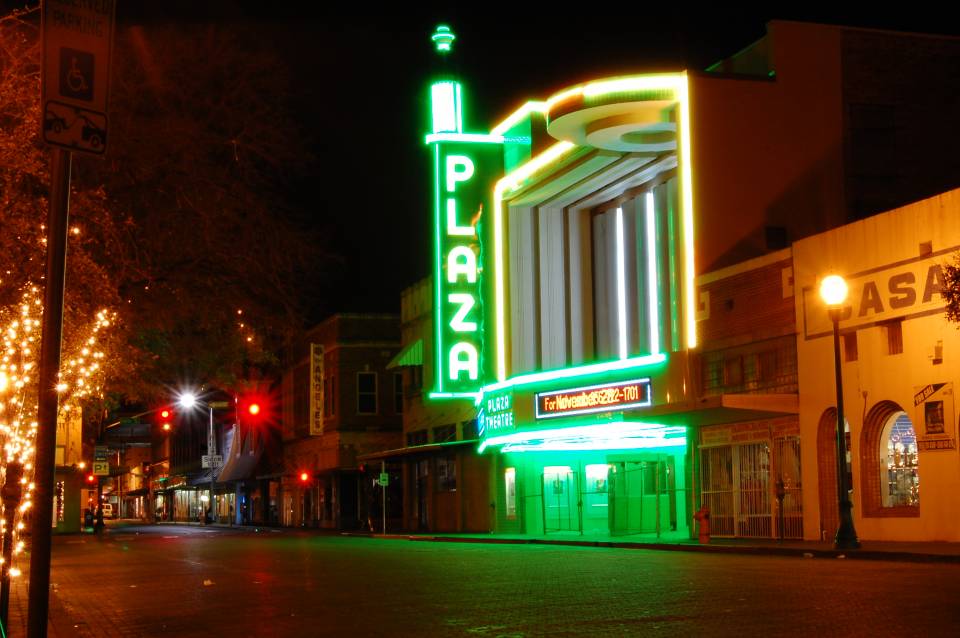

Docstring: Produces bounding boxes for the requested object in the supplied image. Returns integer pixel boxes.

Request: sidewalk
[364,531,960,564]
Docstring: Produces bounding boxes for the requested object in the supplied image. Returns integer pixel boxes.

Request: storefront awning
[386,339,423,369]
[652,393,800,427]
[187,470,216,487]
[357,439,477,461]
[123,488,149,497]
[217,425,263,483]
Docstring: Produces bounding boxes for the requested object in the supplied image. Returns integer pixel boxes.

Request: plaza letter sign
[431,140,502,397]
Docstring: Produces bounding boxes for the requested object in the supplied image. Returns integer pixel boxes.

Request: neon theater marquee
[425,25,697,537]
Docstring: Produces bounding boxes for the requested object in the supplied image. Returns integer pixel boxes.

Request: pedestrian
[229,504,234,527]
[94,506,104,535]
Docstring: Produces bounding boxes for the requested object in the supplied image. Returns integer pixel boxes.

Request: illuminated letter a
[449,343,479,381]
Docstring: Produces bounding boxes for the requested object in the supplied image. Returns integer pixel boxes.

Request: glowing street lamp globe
[178,392,197,409]
[820,275,848,307]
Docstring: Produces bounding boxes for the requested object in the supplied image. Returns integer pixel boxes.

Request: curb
[390,534,960,564]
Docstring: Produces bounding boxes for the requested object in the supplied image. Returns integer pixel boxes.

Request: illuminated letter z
[448,293,477,332]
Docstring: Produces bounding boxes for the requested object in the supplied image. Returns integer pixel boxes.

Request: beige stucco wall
[793,188,960,541]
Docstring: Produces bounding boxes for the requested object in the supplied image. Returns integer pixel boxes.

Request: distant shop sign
[913,383,956,452]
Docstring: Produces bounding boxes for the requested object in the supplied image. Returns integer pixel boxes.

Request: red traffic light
[85,473,96,484]
[299,471,310,483]
[157,405,175,431]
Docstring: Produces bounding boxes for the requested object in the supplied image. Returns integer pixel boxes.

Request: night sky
[87,5,960,321]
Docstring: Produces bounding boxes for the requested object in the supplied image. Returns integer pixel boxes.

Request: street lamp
[178,391,217,526]
[819,275,860,550]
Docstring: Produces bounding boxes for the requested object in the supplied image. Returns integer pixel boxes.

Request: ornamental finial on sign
[432,25,456,54]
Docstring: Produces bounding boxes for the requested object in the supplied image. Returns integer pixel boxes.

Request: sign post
[41,0,116,156]
[30,3,115,636]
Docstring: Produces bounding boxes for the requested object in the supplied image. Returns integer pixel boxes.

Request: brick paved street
[11,524,960,637]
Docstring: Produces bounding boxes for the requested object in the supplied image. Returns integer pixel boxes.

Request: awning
[386,339,423,369]
[357,439,477,461]
[123,488,149,497]
[188,470,216,487]
[218,425,263,483]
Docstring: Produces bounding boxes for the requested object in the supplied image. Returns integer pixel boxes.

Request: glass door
[542,466,579,533]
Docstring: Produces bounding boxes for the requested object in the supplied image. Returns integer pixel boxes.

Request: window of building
[432,424,456,443]
[436,454,457,491]
[880,412,919,508]
[504,468,517,519]
[357,372,377,414]
[884,320,903,355]
[843,332,858,362]
[407,430,427,447]
[723,356,743,387]
[461,419,478,440]
[393,372,403,414]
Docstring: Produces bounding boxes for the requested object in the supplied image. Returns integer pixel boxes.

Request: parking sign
[42,0,116,155]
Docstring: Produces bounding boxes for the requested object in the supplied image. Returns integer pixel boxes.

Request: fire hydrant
[693,504,711,544]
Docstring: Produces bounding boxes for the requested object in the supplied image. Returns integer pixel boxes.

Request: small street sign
[208,401,230,409]
[202,455,223,469]
[42,0,116,155]
[92,461,109,476]
[379,473,390,486]
[94,445,109,461]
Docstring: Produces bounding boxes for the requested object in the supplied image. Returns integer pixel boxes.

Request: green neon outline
[429,391,481,401]
[430,82,460,134]
[481,352,666,396]
[645,191,660,354]
[433,143,444,393]
[500,437,687,453]
[455,82,463,133]
[478,420,685,453]
[425,133,504,145]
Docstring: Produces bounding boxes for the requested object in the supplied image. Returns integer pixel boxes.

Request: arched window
[879,412,919,508]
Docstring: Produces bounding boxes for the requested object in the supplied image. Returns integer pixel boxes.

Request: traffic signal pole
[28,147,73,638]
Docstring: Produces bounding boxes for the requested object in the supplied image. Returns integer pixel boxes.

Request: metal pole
[1,462,24,630]
[381,461,386,536]
[831,310,860,549]
[208,407,214,525]
[28,147,72,638]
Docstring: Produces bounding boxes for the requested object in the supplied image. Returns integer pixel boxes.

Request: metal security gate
[774,436,803,539]
[700,447,734,536]
[736,442,771,538]
[700,438,803,539]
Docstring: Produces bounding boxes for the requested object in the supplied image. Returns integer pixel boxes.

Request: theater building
[418,21,960,540]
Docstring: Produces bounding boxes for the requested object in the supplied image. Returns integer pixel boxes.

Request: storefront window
[436,454,457,491]
[880,412,919,507]
[504,468,516,519]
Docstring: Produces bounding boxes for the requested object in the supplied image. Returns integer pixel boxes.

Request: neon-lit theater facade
[427,29,698,538]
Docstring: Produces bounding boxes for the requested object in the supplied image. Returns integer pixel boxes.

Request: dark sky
[80,5,960,320]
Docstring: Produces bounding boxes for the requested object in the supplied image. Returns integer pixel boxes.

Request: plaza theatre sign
[802,249,952,338]
[429,137,502,397]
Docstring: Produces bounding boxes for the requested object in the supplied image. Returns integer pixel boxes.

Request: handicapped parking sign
[59,47,94,102]
[42,0,116,155]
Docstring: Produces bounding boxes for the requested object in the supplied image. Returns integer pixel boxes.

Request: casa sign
[803,249,951,338]
[431,140,501,396]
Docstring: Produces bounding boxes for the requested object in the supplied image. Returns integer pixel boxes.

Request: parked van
[101,503,114,519]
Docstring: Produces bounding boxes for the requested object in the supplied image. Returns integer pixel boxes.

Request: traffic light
[299,471,310,484]
[157,406,174,432]
[85,473,96,485]
[238,392,271,426]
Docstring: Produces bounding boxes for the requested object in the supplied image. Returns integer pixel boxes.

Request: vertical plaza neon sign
[427,77,503,398]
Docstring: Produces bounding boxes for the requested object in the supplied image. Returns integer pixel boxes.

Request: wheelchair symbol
[67,57,88,93]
